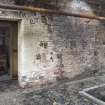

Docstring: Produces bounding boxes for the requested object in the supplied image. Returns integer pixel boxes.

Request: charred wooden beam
[0,4,105,20]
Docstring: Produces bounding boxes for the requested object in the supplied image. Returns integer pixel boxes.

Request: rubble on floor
[1,75,105,105]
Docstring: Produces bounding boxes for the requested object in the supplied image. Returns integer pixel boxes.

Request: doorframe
[10,22,18,79]
[0,17,23,81]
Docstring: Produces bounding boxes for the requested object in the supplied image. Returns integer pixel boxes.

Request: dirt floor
[1,76,105,105]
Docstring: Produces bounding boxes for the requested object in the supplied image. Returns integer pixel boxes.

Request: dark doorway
[0,20,18,81]
[0,26,9,75]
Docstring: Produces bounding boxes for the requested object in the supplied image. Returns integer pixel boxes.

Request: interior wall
[20,14,105,87]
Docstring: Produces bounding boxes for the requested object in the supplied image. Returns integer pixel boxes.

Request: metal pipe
[0,4,105,20]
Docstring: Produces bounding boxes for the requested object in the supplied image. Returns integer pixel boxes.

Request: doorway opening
[0,20,18,81]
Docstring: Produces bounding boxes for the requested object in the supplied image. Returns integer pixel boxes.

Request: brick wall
[20,13,105,87]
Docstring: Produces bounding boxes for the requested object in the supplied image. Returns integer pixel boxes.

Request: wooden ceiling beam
[0,4,105,21]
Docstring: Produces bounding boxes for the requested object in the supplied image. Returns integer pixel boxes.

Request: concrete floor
[0,76,105,105]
